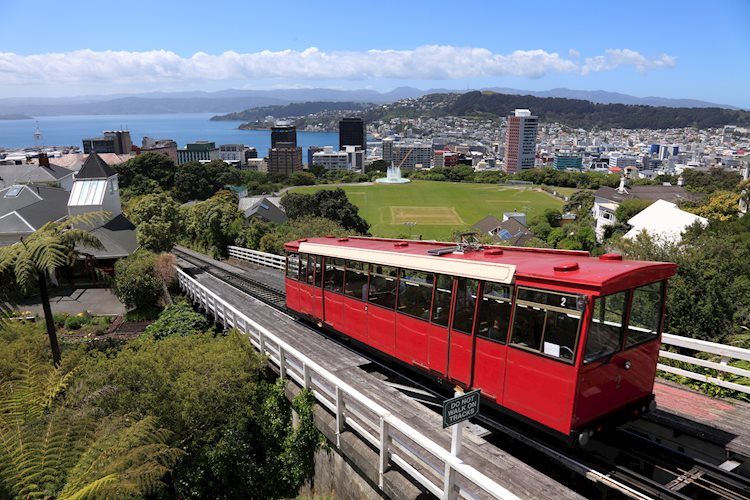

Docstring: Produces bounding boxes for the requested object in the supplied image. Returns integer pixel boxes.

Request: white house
[623,199,707,243]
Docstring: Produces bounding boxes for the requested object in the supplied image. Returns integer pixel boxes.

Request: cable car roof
[286,236,677,292]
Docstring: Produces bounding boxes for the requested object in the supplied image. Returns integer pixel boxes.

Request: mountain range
[0,87,740,117]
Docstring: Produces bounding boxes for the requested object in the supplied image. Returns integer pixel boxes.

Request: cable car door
[447,277,479,387]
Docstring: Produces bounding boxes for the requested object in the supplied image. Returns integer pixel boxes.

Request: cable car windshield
[585,291,628,363]
[510,287,585,363]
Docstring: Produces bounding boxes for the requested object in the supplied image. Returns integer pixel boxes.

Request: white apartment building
[312,146,349,170]
[218,144,246,166]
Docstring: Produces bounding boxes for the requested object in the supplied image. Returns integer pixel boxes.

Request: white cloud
[582,49,676,75]
[0,46,676,88]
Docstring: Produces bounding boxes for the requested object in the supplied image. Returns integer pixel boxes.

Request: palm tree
[0,212,106,366]
[0,354,181,498]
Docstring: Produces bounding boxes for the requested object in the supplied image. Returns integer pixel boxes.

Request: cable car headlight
[623,360,632,370]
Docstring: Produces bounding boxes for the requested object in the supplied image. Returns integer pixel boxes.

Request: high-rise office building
[268,147,303,175]
[271,124,297,148]
[339,117,366,151]
[382,137,394,163]
[503,109,538,174]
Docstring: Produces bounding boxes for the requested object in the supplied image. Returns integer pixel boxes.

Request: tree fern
[0,357,180,499]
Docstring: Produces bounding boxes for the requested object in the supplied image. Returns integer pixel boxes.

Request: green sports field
[291,180,564,240]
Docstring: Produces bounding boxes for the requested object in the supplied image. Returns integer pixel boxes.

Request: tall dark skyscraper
[339,117,366,151]
[271,124,297,148]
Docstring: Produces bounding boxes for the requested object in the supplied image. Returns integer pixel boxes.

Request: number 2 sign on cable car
[442,389,481,428]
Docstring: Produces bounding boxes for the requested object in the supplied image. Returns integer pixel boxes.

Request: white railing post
[303,364,311,389]
[379,417,391,489]
[335,386,345,447]
[259,329,266,354]
[278,346,286,380]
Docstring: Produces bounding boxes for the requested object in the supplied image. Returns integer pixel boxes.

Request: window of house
[431,274,453,327]
[324,257,345,293]
[286,252,300,280]
[585,291,628,363]
[510,287,585,363]
[368,265,398,309]
[397,269,434,320]
[626,281,664,348]
[452,278,478,334]
[343,260,368,301]
[476,282,512,343]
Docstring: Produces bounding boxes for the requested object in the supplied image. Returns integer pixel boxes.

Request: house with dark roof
[592,178,704,240]
[472,214,535,246]
[0,156,75,191]
[238,196,287,224]
[0,184,69,246]
[0,153,137,273]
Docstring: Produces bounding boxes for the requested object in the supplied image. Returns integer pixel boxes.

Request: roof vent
[484,248,503,256]
[337,238,349,242]
[554,261,579,272]
[394,242,408,248]
[599,253,623,261]
[298,238,308,242]
[325,234,335,238]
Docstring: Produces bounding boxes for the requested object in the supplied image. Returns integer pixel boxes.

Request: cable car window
[313,255,323,288]
[343,260,368,301]
[299,253,313,285]
[585,291,628,363]
[625,282,664,348]
[286,252,300,280]
[476,282,512,343]
[510,304,546,351]
[452,278,478,334]
[368,265,398,309]
[510,287,584,364]
[543,311,579,361]
[431,274,453,327]
[324,257,345,293]
[397,269,434,320]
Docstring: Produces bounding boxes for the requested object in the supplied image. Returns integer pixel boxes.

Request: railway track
[174,249,750,500]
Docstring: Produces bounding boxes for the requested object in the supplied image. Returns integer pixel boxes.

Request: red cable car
[283,236,677,445]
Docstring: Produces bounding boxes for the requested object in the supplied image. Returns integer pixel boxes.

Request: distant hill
[441,91,750,129]
[0,114,32,120]
[211,101,371,122]
[483,87,739,110]
[0,86,741,117]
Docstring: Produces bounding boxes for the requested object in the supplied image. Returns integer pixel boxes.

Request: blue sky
[1,0,749,107]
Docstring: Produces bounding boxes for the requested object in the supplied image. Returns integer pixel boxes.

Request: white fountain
[375,162,411,184]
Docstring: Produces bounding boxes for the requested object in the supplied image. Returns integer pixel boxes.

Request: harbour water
[0,113,339,157]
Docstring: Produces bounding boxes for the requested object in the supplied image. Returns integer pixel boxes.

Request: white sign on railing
[228,246,285,270]
[176,267,519,500]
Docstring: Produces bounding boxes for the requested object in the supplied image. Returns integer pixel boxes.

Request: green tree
[143,298,211,340]
[259,217,349,254]
[116,152,176,191]
[129,192,182,252]
[687,191,741,221]
[0,355,179,498]
[563,190,594,217]
[0,213,105,366]
[281,188,370,234]
[307,164,326,178]
[180,191,245,257]
[173,160,243,203]
[289,171,317,186]
[113,250,163,310]
[615,199,653,223]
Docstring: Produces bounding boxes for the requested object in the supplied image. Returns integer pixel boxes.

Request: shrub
[52,312,69,327]
[64,315,84,330]
[113,250,163,310]
[144,298,211,340]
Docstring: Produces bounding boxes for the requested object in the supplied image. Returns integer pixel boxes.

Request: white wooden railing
[659,334,750,395]
[177,267,519,500]
[228,246,285,270]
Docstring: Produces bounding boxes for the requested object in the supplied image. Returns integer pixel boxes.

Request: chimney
[38,152,50,167]
[677,175,684,187]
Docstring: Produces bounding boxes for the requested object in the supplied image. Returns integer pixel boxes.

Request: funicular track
[173,249,750,500]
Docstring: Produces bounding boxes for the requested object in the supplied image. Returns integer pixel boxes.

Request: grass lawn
[291,180,563,240]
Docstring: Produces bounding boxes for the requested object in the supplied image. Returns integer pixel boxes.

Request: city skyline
[1,0,748,107]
